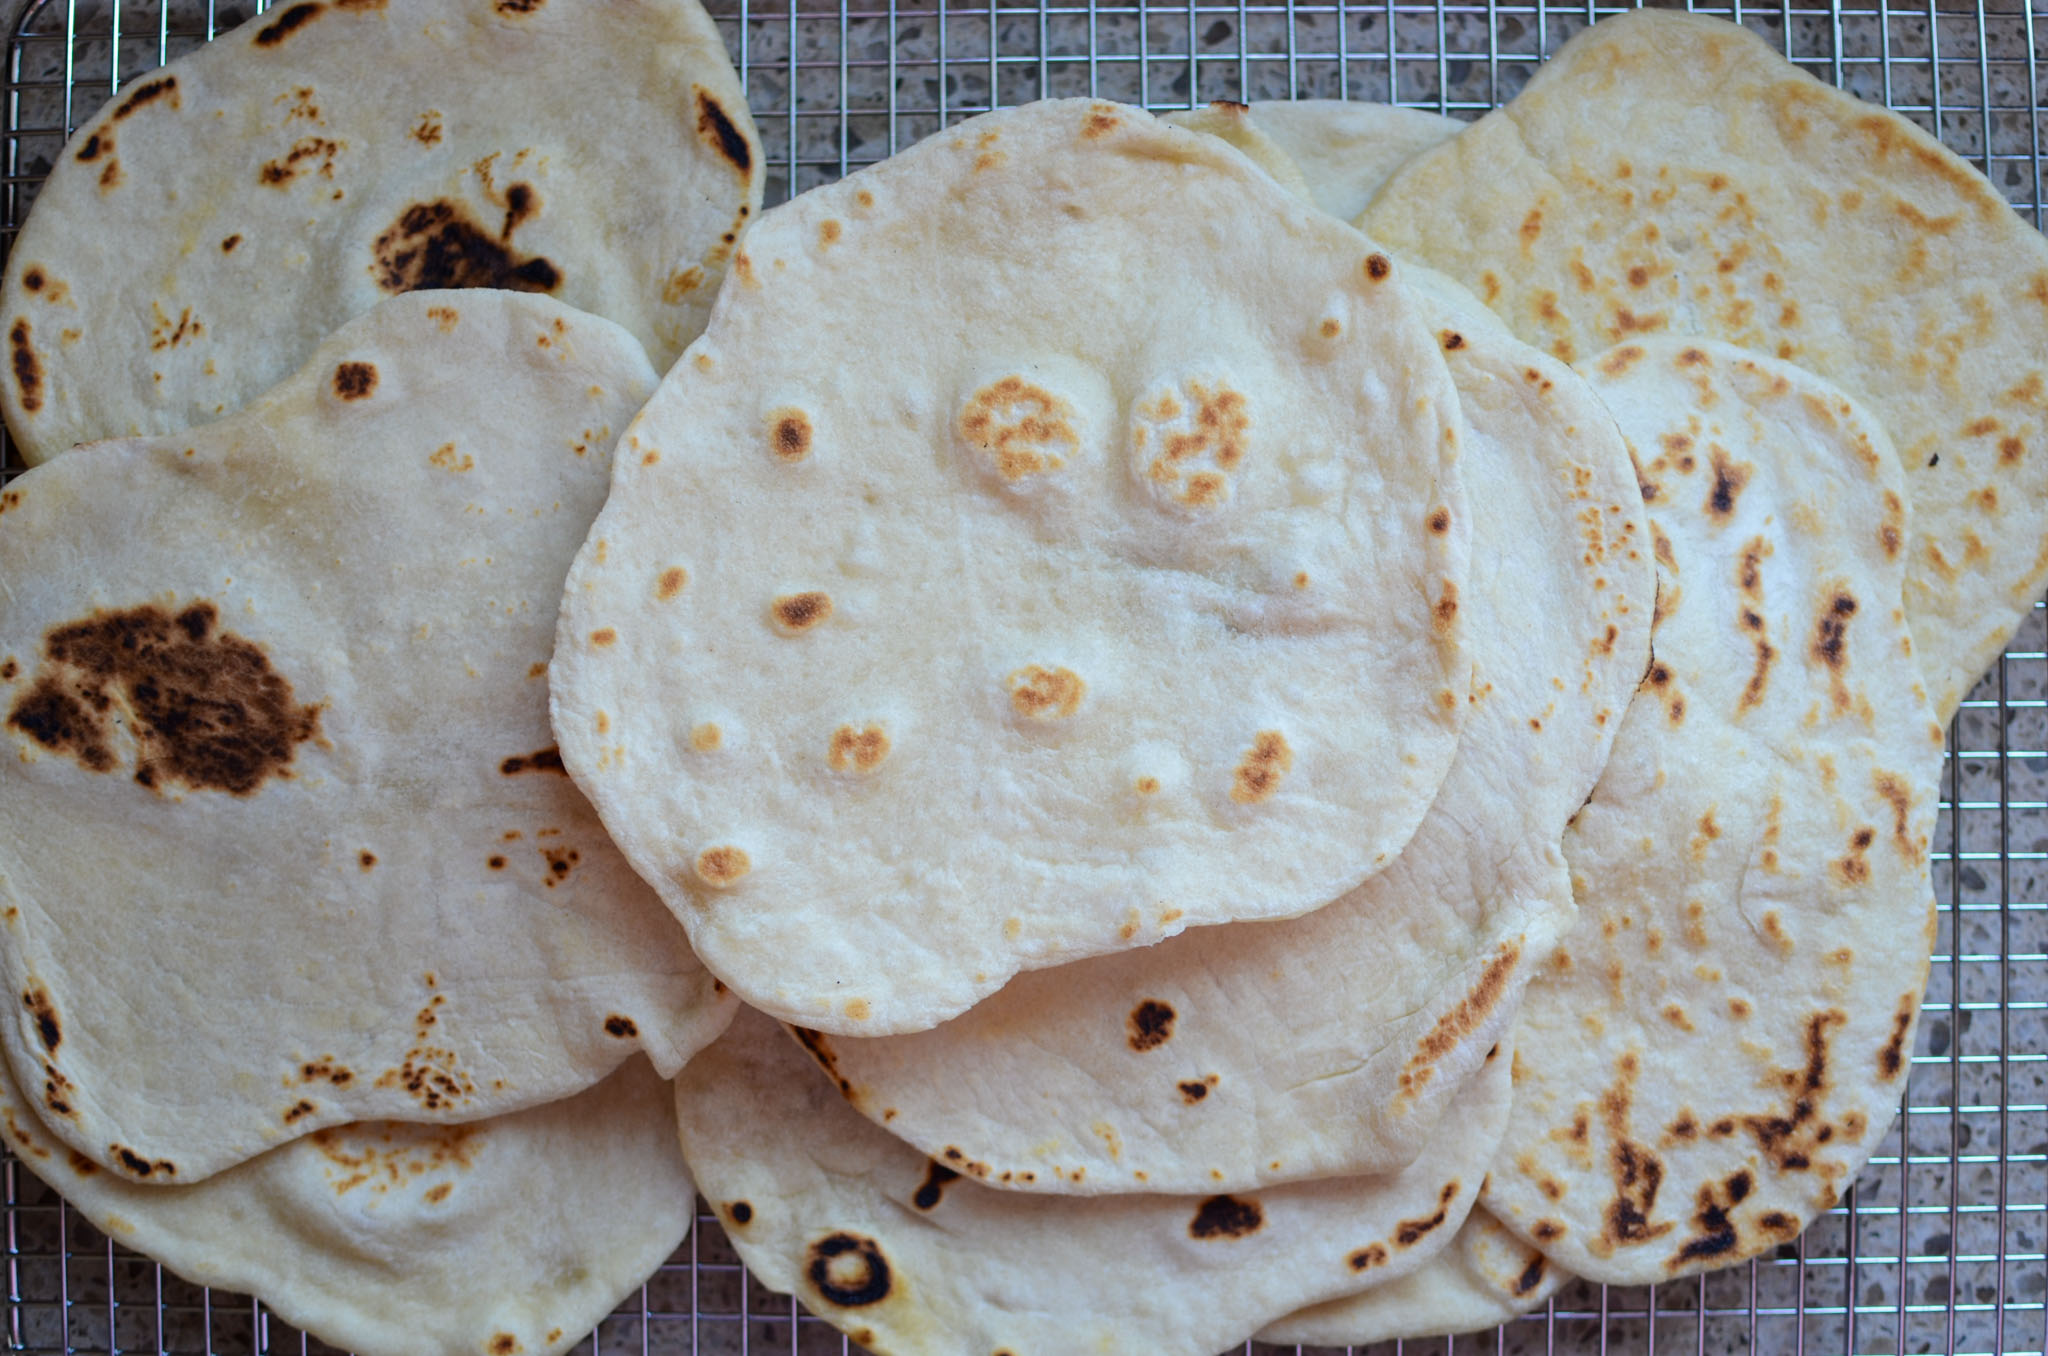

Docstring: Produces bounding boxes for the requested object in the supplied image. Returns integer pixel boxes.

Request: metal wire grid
[0,0,2040,1351]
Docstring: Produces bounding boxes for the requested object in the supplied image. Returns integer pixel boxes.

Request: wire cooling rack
[0,0,2041,1351]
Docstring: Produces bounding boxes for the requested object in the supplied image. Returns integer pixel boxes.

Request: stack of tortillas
[0,2,2039,1351]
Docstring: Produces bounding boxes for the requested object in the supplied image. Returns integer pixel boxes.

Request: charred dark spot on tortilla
[1813,593,1856,670]
[1441,330,1465,351]
[75,133,106,163]
[696,91,752,174]
[113,76,178,119]
[540,846,580,885]
[372,200,560,295]
[500,747,565,775]
[67,1149,97,1176]
[332,361,377,400]
[487,855,506,870]
[221,234,242,253]
[1532,1219,1564,1242]
[1127,998,1175,1052]
[1365,253,1392,280]
[790,1025,859,1099]
[1189,1194,1263,1239]
[500,183,539,236]
[6,601,321,795]
[1879,994,1914,1078]
[359,851,376,870]
[254,2,324,46]
[806,1232,891,1307]
[725,1200,753,1225]
[1394,1202,1449,1247]
[1428,507,1451,534]
[603,1015,638,1038]
[1673,1170,1755,1268]
[282,1098,316,1124]
[487,1335,518,1356]
[21,269,43,292]
[21,987,59,1052]
[11,318,42,413]
[109,1144,175,1179]
[1738,1009,1847,1173]
[1514,1253,1547,1295]
[1706,448,1751,521]
[912,1160,960,1210]
[1348,1242,1388,1271]
[494,0,543,12]
[1178,1079,1210,1102]
[1600,1056,1675,1250]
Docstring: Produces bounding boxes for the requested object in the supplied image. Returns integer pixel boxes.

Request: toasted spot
[20,986,59,1052]
[499,747,564,776]
[690,723,721,752]
[332,361,377,400]
[1434,581,1460,635]
[1398,944,1520,1100]
[10,319,42,412]
[770,591,832,634]
[694,846,751,888]
[695,91,753,173]
[358,851,376,871]
[1082,110,1120,138]
[603,1015,638,1039]
[958,376,1077,483]
[1230,731,1292,804]
[1365,253,1391,281]
[1348,1242,1388,1271]
[725,1201,753,1225]
[6,602,320,794]
[1127,999,1175,1052]
[108,1145,175,1180]
[1520,208,1544,248]
[487,1335,519,1356]
[806,1232,891,1307]
[1440,329,1464,350]
[1878,993,1915,1078]
[1706,448,1751,521]
[656,566,688,601]
[373,199,559,295]
[828,724,889,773]
[770,409,813,461]
[1007,665,1084,720]
[1189,1195,1263,1239]
[912,1159,960,1210]
[254,2,324,46]
[1599,345,1646,377]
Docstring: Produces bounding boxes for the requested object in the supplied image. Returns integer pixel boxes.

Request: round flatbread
[810,267,1650,1194]
[676,1007,1511,1355]
[551,98,1471,1035]
[1362,7,2048,715]
[1166,100,1464,225]
[0,291,731,1183]
[0,1053,694,1356]
[1480,339,1941,1284]
[0,0,760,465]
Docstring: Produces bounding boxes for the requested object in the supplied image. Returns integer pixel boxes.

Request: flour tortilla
[1166,100,1463,224]
[1477,340,1941,1284]
[0,0,760,466]
[1362,7,2048,715]
[552,98,1471,1036]
[0,1053,692,1356]
[675,1007,1510,1355]
[0,291,731,1183]
[815,267,1650,1193]
[1260,1208,1568,1345]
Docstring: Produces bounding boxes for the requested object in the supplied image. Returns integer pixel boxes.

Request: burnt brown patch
[21,986,59,1052]
[911,1159,959,1210]
[282,1098,316,1124]
[1671,1170,1753,1269]
[494,0,542,11]
[771,591,832,633]
[1231,730,1292,804]
[790,1025,857,1099]
[1178,1076,1218,1103]
[487,1335,518,1356]
[332,361,377,400]
[806,1232,890,1307]
[696,91,752,174]
[1878,993,1915,1079]
[254,2,323,45]
[372,200,560,295]
[1738,1008,1848,1173]
[113,75,178,119]
[1398,943,1519,1099]
[6,601,321,795]
[725,1200,753,1225]
[603,1014,638,1038]
[221,234,242,253]
[358,850,376,870]
[109,1144,175,1179]
[1705,448,1751,522]
[1532,1219,1564,1242]
[75,132,106,163]
[499,746,565,776]
[772,411,812,460]
[1348,1242,1388,1271]
[11,318,42,412]
[1189,1194,1263,1239]
[1127,999,1175,1052]
[1365,253,1391,281]
[1513,1252,1547,1295]
[1599,1055,1674,1253]
[1428,507,1451,534]
[66,1149,96,1176]
[1811,591,1858,713]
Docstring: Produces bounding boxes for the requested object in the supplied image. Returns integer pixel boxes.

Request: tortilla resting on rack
[0,0,760,465]
[1165,100,1463,225]
[675,1006,1511,1355]
[1477,340,1941,1285]
[1260,1208,1568,1345]
[550,98,1472,1036]
[0,291,731,1183]
[0,1053,693,1356]
[1361,7,2048,716]
[811,266,1650,1194]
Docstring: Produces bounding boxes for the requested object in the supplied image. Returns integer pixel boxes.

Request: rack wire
[0,0,2041,1350]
